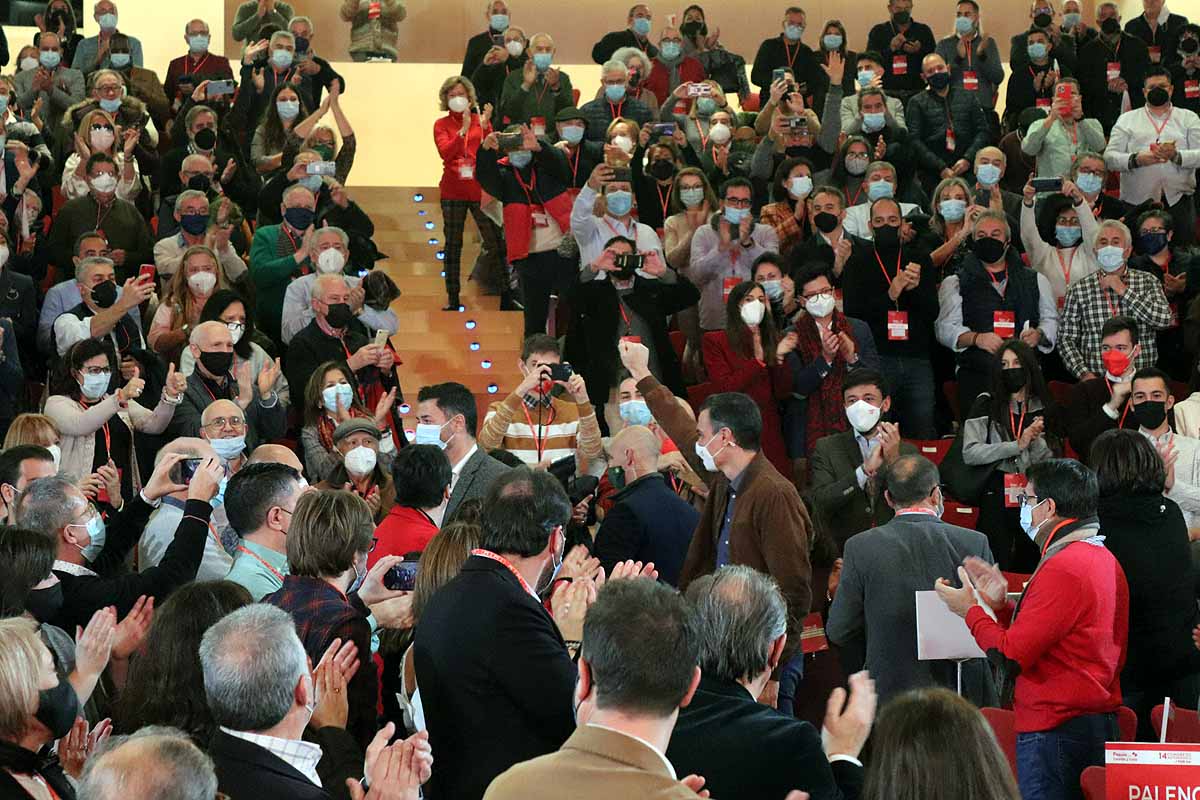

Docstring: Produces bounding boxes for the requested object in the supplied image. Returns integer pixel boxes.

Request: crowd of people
[0,0,1195,799]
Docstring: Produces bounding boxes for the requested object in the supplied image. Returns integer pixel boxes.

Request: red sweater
[643,56,707,115]
[433,111,491,202]
[370,505,438,568]
[701,330,792,475]
[163,53,234,102]
[967,536,1129,733]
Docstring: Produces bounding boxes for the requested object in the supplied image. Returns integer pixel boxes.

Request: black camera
[384,560,420,592]
[547,362,574,382]
[497,131,524,152]
[614,253,642,278]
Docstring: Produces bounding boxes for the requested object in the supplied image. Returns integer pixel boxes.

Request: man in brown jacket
[619,340,813,714]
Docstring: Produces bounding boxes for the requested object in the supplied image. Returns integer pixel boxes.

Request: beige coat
[44,391,176,488]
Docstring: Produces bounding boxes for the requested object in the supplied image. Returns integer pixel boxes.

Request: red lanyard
[963,35,974,69]
[656,183,673,221]
[1103,285,1121,317]
[80,399,112,457]
[513,167,538,203]
[1145,106,1173,139]
[566,146,581,184]
[602,217,630,238]
[1055,246,1075,286]
[1009,403,1027,439]
[1106,379,1132,427]
[608,100,624,119]
[95,201,112,232]
[697,123,711,152]
[944,101,956,138]
[271,66,294,85]
[1040,517,1080,557]
[617,301,633,334]
[472,548,537,596]
[281,224,301,253]
[847,181,864,206]
[520,402,556,462]
[783,40,800,71]
[235,545,285,582]
[533,77,551,105]
[184,53,210,75]
[987,267,1008,298]
[874,246,903,296]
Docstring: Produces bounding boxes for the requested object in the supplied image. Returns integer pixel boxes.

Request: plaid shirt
[1058,266,1172,377]
[264,575,376,749]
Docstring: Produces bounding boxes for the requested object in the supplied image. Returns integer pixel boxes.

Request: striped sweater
[479,392,604,469]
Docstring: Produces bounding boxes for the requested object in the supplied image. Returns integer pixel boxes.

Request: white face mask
[805,292,836,318]
[343,445,377,476]
[90,127,115,152]
[612,134,634,154]
[46,444,61,469]
[90,173,118,194]
[694,432,726,472]
[316,248,347,274]
[845,399,882,433]
[226,322,244,344]
[187,270,217,295]
[708,122,731,144]
[20,57,38,73]
[448,95,470,113]
[739,298,766,325]
[505,40,525,57]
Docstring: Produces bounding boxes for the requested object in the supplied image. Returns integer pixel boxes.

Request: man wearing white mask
[170,321,287,449]
[416,381,512,525]
[71,1,143,75]
[1058,218,1171,379]
[279,227,398,344]
[810,369,917,553]
[314,418,395,524]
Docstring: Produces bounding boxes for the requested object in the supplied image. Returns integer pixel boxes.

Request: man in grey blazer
[826,454,998,709]
[416,381,511,524]
[15,32,85,144]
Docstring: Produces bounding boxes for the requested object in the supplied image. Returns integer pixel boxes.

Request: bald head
[610,424,661,476]
[78,726,217,800]
[883,454,941,508]
[249,444,305,476]
[190,320,230,348]
[201,399,242,427]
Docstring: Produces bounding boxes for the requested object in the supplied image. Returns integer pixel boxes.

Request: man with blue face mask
[14,32,84,143]
[103,33,168,128]
[592,3,659,64]
[18,455,223,631]
[287,16,345,110]
[165,19,234,106]
[840,161,922,239]
[571,162,666,286]
[463,1,514,78]
[551,106,599,191]
[71,1,143,76]
[644,26,705,110]
[750,6,822,109]
[972,146,1025,235]
[835,52,909,134]
[498,33,575,130]
[933,0,1003,109]
[577,60,654,158]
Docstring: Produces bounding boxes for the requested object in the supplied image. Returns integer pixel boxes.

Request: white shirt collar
[1139,427,1173,444]
[1156,5,1171,25]
[451,443,478,476]
[220,728,324,787]
[585,723,676,779]
[53,559,96,577]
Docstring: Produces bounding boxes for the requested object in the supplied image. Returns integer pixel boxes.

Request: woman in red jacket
[701,280,797,475]
[433,75,505,311]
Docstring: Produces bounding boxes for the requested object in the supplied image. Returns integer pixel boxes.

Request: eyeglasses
[1017,493,1040,507]
[80,365,111,376]
[724,197,752,208]
[203,417,246,431]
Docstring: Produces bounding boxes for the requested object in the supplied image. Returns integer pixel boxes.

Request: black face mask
[325,302,354,328]
[26,582,63,625]
[1001,366,1028,393]
[1101,16,1120,35]
[199,349,233,376]
[893,10,911,24]
[974,236,1009,265]
[784,145,809,158]
[193,127,217,152]
[187,174,212,193]
[814,211,840,233]
[1136,231,1170,255]
[1033,12,1052,28]
[647,159,676,181]
[927,71,951,91]
[1132,399,1167,430]
[1147,86,1171,107]
[681,20,708,38]
[90,279,118,309]
[873,223,901,249]
[36,680,80,739]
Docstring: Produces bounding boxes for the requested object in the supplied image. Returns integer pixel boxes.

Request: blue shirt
[715,469,748,568]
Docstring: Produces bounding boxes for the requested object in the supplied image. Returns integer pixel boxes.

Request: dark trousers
[978,470,1041,573]
[775,653,806,718]
[516,249,575,336]
[1016,712,1117,800]
[1168,193,1196,248]
[1123,669,1200,741]
[880,353,936,439]
[439,200,504,305]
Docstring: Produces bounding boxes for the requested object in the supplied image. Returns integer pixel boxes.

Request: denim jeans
[879,354,936,439]
[775,653,805,717]
[1016,713,1117,800]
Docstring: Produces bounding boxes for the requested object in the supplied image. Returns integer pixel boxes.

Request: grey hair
[269,31,295,47]
[311,225,349,252]
[75,256,114,283]
[189,319,226,346]
[199,604,308,732]
[173,190,209,215]
[78,725,217,800]
[864,160,896,181]
[312,273,348,301]
[972,208,1011,239]
[601,59,629,79]
[290,15,314,33]
[16,475,84,535]
[611,47,649,70]
[1093,218,1131,249]
[685,565,788,682]
[856,87,886,111]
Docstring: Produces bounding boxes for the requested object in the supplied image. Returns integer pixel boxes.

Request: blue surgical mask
[210,436,246,463]
[619,399,653,426]
[109,52,130,68]
[533,52,553,71]
[822,33,843,50]
[1027,42,1048,60]
[349,557,366,594]
[276,99,300,120]
[939,198,967,221]
[760,279,784,301]
[788,175,813,198]
[80,371,111,400]
[1097,245,1126,272]
[606,189,633,216]
[210,475,229,508]
[862,112,886,133]
[322,382,355,413]
[99,97,121,113]
[1055,225,1082,246]
[785,24,804,41]
[680,186,705,207]
[1019,498,1046,541]
[75,514,107,562]
[508,149,532,168]
[867,179,894,200]
[1076,172,1104,195]
[660,42,682,61]
[1063,12,1081,27]
[491,13,509,31]
[976,162,1002,186]
[97,12,117,29]
[696,96,717,116]
[560,125,584,143]
[0,96,9,115]
[632,17,652,36]
[414,421,451,448]
[298,174,323,192]
[605,83,627,102]
[954,15,974,35]
[723,206,749,225]
[271,49,294,69]
[39,50,62,69]
[857,69,875,88]
[188,34,210,53]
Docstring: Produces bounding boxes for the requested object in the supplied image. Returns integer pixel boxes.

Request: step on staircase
[352,187,524,431]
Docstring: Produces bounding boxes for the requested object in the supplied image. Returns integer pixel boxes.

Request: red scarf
[795,310,856,444]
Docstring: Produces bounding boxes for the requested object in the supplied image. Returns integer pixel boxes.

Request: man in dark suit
[809,369,918,554]
[1066,315,1141,463]
[593,424,699,586]
[415,381,511,524]
[415,466,576,800]
[668,565,873,800]
[826,454,998,708]
[1078,4,1150,133]
[200,603,429,800]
